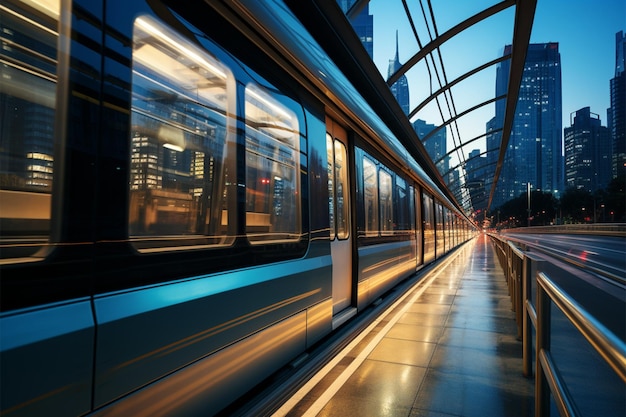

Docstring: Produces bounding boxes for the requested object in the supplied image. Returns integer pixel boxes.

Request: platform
[275,234,535,417]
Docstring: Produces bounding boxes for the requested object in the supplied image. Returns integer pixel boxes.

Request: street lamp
[527,183,531,227]
[601,204,605,222]
[581,207,586,223]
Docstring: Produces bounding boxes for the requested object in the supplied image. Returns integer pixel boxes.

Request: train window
[395,177,410,231]
[129,16,237,251]
[327,135,349,240]
[408,186,415,233]
[334,140,349,239]
[435,202,445,255]
[0,0,60,261]
[378,170,393,234]
[362,156,378,236]
[444,207,451,252]
[244,84,300,243]
[422,192,435,262]
[326,134,335,239]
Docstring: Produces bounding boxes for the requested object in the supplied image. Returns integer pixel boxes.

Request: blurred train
[0,0,475,415]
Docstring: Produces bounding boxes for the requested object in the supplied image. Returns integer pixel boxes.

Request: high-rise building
[413,119,448,181]
[0,15,56,194]
[465,149,488,212]
[491,43,563,208]
[485,116,501,196]
[564,107,611,193]
[337,1,374,60]
[608,30,625,178]
[388,31,410,116]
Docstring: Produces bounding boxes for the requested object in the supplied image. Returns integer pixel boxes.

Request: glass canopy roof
[318,0,537,219]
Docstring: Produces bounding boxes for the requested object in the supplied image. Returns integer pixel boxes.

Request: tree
[560,187,594,223]
[494,190,558,227]
[492,174,625,227]
[529,190,558,225]
[603,175,626,222]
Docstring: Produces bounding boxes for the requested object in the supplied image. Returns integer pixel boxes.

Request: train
[0,0,475,415]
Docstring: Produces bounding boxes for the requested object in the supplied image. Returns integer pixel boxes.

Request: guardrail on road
[489,233,626,417]
[498,223,626,237]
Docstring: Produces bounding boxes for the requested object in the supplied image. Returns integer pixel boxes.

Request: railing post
[535,273,551,417]
[515,254,523,340]
[522,253,543,377]
[507,243,514,302]
[507,242,525,340]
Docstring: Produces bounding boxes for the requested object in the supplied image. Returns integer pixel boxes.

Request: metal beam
[434,129,502,166]
[409,55,510,119]
[421,95,506,143]
[285,0,460,209]
[387,0,515,86]
[345,0,369,21]
[486,0,538,212]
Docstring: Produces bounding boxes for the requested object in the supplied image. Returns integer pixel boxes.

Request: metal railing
[499,223,626,237]
[489,233,626,417]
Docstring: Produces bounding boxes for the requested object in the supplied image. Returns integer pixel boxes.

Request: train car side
[0,1,475,416]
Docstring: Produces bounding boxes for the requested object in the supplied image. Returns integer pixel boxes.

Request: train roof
[215,0,460,212]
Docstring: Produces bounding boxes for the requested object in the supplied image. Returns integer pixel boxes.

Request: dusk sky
[367,0,625,159]
[530,0,625,125]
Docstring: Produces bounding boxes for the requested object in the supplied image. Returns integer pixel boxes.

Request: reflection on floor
[287,234,534,417]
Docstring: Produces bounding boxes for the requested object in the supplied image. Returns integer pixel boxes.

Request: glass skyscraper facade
[465,149,488,212]
[564,107,611,193]
[388,31,410,116]
[491,43,563,208]
[608,30,625,178]
[351,5,373,60]
[337,2,373,60]
[413,119,449,181]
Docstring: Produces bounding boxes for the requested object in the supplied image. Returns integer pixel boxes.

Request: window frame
[128,15,238,253]
[243,83,302,244]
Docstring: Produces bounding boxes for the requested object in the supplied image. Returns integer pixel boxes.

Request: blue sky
[531,0,625,125]
[368,0,625,156]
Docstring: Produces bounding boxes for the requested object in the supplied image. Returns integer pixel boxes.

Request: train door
[326,118,354,324]
[422,191,436,264]
[413,184,423,268]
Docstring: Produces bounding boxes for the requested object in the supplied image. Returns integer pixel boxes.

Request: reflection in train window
[327,133,335,239]
[395,177,410,231]
[129,16,236,251]
[422,192,436,263]
[327,136,350,240]
[244,84,300,243]
[435,202,445,255]
[0,0,60,260]
[379,170,393,234]
[334,140,349,240]
[362,157,378,236]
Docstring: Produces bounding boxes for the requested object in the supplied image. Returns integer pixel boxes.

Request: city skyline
[491,42,563,208]
[368,0,625,157]
[564,107,612,193]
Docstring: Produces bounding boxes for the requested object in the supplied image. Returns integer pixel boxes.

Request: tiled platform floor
[283,234,535,417]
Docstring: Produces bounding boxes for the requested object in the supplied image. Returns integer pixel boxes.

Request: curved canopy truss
[286,0,537,222]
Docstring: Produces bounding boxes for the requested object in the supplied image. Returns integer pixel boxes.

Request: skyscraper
[388,31,410,116]
[465,149,488,212]
[413,119,448,181]
[485,116,501,198]
[337,1,374,60]
[491,43,563,208]
[608,30,625,178]
[564,107,611,193]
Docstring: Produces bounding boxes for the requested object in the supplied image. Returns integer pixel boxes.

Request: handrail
[498,232,625,286]
[537,272,626,382]
[508,241,524,259]
[489,232,625,416]
[537,349,579,417]
[499,223,626,237]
